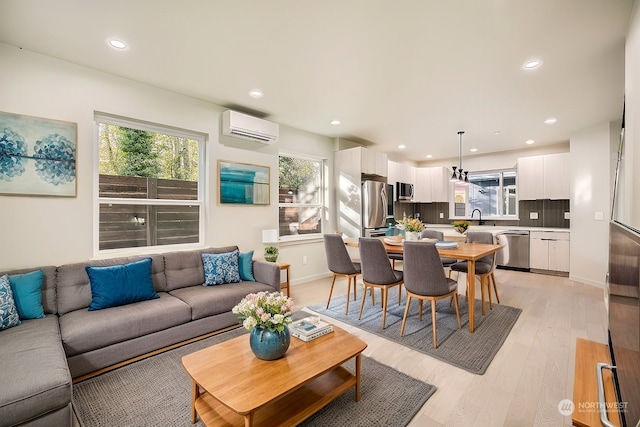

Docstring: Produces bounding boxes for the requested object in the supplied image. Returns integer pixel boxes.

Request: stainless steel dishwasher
[496,230,530,271]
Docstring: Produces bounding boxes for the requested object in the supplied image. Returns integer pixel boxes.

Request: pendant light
[450,131,470,185]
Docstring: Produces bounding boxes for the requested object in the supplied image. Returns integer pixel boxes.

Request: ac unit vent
[221,110,279,144]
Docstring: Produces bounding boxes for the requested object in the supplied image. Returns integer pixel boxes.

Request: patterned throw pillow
[0,274,21,330]
[202,251,240,286]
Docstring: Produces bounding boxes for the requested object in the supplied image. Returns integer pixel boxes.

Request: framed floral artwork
[0,111,77,197]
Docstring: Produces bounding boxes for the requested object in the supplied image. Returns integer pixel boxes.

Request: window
[95,113,205,251]
[453,170,517,218]
[278,154,323,238]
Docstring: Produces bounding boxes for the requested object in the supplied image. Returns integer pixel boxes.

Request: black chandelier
[450,130,470,185]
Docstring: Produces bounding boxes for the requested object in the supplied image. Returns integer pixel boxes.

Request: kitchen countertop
[424,224,570,237]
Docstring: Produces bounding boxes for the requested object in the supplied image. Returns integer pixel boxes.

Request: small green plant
[264,246,279,262]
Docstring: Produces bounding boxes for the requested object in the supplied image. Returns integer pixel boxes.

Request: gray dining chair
[358,237,404,329]
[421,229,457,273]
[324,234,361,314]
[401,241,461,348]
[450,231,498,314]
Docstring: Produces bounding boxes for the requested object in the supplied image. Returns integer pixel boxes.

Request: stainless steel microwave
[396,182,414,201]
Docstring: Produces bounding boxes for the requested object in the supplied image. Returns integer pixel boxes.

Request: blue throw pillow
[202,251,240,285]
[86,258,159,311]
[0,275,21,330]
[238,250,255,282]
[8,270,45,319]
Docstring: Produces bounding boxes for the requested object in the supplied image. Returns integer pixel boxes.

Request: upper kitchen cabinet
[388,160,415,187]
[414,167,449,202]
[518,153,570,200]
[345,146,387,177]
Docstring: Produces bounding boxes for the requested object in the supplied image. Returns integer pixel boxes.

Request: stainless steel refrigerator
[362,180,388,236]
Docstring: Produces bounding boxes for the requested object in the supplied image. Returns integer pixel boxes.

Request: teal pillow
[86,258,159,311]
[202,251,240,285]
[0,275,21,330]
[8,270,45,319]
[239,251,255,282]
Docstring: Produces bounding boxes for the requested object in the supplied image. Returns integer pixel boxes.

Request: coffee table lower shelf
[194,366,357,427]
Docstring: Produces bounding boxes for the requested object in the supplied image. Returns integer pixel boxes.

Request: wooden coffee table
[182,325,367,427]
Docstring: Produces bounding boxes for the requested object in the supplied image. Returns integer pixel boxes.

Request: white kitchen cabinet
[518,153,570,200]
[517,155,544,200]
[414,168,431,202]
[413,167,449,202]
[530,231,570,272]
[543,152,570,199]
[359,147,388,177]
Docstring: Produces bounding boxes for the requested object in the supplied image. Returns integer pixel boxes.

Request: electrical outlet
[439,212,444,219]
[530,212,538,220]
[302,256,308,265]
[595,211,604,221]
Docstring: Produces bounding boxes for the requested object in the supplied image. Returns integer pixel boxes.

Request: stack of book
[290,317,333,342]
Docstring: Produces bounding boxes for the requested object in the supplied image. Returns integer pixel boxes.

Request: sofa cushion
[59,292,191,357]
[169,281,274,321]
[8,269,46,319]
[239,251,255,282]
[56,254,166,315]
[86,258,159,311]
[0,274,21,330]
[0,316,71,427]
[164,246,238,291]
[202,251,240,285]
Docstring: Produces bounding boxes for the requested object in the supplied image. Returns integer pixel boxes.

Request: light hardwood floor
[290,267,608,427]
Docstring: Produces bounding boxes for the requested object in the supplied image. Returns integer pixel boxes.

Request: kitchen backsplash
[392,199,570,228]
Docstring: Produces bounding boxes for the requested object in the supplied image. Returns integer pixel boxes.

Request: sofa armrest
[252,261,281,291]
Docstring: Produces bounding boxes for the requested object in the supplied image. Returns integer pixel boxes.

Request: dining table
[347,236,504,333]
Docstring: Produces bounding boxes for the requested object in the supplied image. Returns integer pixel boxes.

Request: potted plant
[452,220,470,234]
[264,246,279,262]
[395,215,424,241]
[232,291,294,360]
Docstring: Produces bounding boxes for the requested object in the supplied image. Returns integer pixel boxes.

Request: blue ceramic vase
[249,326,291,360]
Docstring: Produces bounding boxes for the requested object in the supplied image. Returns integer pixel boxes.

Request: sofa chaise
[0,246,280,427]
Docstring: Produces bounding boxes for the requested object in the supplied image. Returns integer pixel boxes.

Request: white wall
[0,42,335,285]
[569,122,617,288]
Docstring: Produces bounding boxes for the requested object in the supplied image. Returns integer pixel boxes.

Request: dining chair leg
[453,293,461,329]
[345,277,352,315]
[381,287,389,329]
[400,296,412,336]
[481,276,486,315]
[418,299,423,321]
[352,275,357,301]
[358,284,369,320]
[326,274,337,309]
[491,272,500,303]
[486,275,493,310]
[431,299,438,348]
[397,284,402,305]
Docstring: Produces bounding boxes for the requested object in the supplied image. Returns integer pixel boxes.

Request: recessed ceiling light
[526,139,535,145]
[493,131,501,135]
[106,38,127,50]
[425,154,432,158]
[329,119,341,125]
[544,117,557,124]
[249,89,263,98]
[523,60,542,69]
[398,145,406,149]
[470,148,478,152]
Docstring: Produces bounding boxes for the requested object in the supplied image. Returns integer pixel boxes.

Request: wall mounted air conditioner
[221,110,279,144]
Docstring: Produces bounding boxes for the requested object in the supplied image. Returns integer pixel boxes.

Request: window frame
[277,152,325,242]
[93,112,207,256]
[450,168,518,220]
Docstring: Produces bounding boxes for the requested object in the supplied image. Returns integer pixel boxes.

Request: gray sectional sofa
[0,246,281,427]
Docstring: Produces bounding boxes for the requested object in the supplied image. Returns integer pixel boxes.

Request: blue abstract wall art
[218,160,270,205]
[0,111,77,196]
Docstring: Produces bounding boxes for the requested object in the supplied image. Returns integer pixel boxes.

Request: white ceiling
[0,0,633,163]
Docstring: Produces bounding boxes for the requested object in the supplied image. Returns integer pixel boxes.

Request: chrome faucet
[471,209,484,225]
